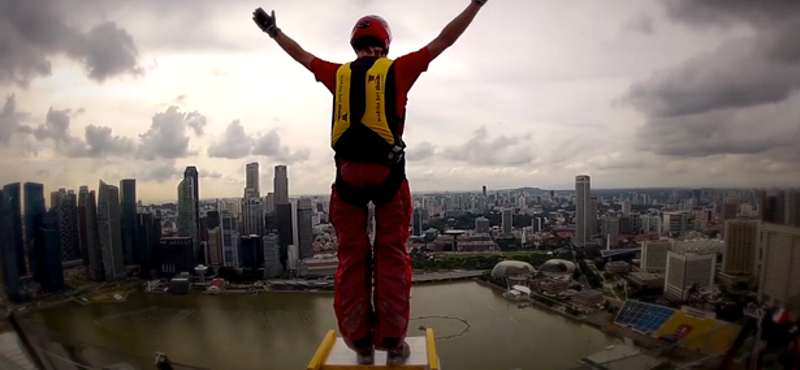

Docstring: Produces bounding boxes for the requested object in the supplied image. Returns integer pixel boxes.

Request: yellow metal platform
[306,329,440,370]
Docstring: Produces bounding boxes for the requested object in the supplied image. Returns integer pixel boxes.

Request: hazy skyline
[2,0,799,203]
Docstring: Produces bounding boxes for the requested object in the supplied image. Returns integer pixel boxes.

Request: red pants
[330,163,412,350]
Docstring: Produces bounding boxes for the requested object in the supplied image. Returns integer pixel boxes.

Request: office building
[276,203,293,269]
[501,208,513,237]
[622,201,632,216]
[97,181,126,281]
[1,184,25,302]
[601,216,620,249]
[664,252,716,301]
[77,186,90,267]
[24,182,45,278]
[575,175,592,247]
[177,177,199,263]
[722,220,759,276]
[663,212,688,236]
[221,211,240,268]
[207,227,222,268]
[274,165,289,205]
[475,217,490,234]
[240,235,264,270]
[120,179,137,265]
[158,237,194,276]
[83,190,104,281]
[136,213,161,279]
[720,202,739,233]
[265,192,275,213]
[297,198,314,260]
[183,166,201,254]
[787,190,799,227]
[758,223,800,316]
[263,233,282,278]
[54,189,81,264]
[242,197,264,236]
[641,240,672,273]
[36,210,65,292]
[245,162,260,198]
[412,208,423,236]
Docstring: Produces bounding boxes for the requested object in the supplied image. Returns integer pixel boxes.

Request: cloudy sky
[2,0,799,203]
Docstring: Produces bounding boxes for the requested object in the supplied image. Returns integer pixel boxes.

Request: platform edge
[425,328,439,370]
[307,330,337,370]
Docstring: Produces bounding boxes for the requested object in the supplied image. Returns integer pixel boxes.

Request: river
[24,282,618,370]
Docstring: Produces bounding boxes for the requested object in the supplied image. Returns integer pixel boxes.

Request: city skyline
[2,0,800,202]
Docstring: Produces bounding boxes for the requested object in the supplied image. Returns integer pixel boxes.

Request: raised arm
[253,8,315,71]
[427,0,487,60]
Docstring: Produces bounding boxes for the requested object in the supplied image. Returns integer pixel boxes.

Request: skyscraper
[24,182,45,278]
[55,189,81,263]
[722,220,759,276]
[601,216,620,249]
[183,166,200,254]
[297,198,314,260]
[77,186,90,267]
[120,179,138,265]
[97,181,126,281]
[178,177,199,262]
[274,165,289,205]
[220,211,240,268]
[276,203,293,269]
[84,190,105,281]
[136,213,161,279]
[1,185,25,302]
[758,223,800,316]
[36,210,65,293]
[242,197,264,237]
[245,162,260,198]
[575,175,591,247]
[664,252,715,301]
[501,208,513,236]
[263,233,282,278]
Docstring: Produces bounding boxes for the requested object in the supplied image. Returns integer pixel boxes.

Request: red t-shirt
[311,47,432,188]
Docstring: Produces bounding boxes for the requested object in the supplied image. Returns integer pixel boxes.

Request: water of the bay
[27,282,618,370]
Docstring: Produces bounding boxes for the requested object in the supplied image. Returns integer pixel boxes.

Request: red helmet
[350,15,392,53]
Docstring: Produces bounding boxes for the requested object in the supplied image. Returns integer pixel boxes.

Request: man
[253,0,487,365]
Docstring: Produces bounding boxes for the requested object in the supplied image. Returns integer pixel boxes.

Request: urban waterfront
[25,282,616,370]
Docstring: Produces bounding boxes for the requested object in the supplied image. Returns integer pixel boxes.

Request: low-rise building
[605,261,630,274]
[627,272,664,290]
[539,277,571,295]
[572,289,604,307]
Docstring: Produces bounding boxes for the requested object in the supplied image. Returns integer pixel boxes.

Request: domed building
[538,259,577,278]
[491,260,536,289]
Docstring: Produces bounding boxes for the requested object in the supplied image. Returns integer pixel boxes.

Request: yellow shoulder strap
[361,58,395,145]
[331,63,352,148]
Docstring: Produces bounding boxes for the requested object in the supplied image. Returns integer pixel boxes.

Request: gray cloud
[0,94,32,144]
[206,120,310,164]
[137,106,204,160]
[442,126,536,166]
[207,120,252,159]
[623,13,654,35]
[199,169,223,179]
[136,160,180,183]
[0,0,142,87]
[252,129,310,164]
[83,125,135,157]
[32,107,134,158]
[625,0,800,163]
[406,141,436,162]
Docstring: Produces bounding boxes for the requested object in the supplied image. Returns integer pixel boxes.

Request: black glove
[253,8,280,38]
